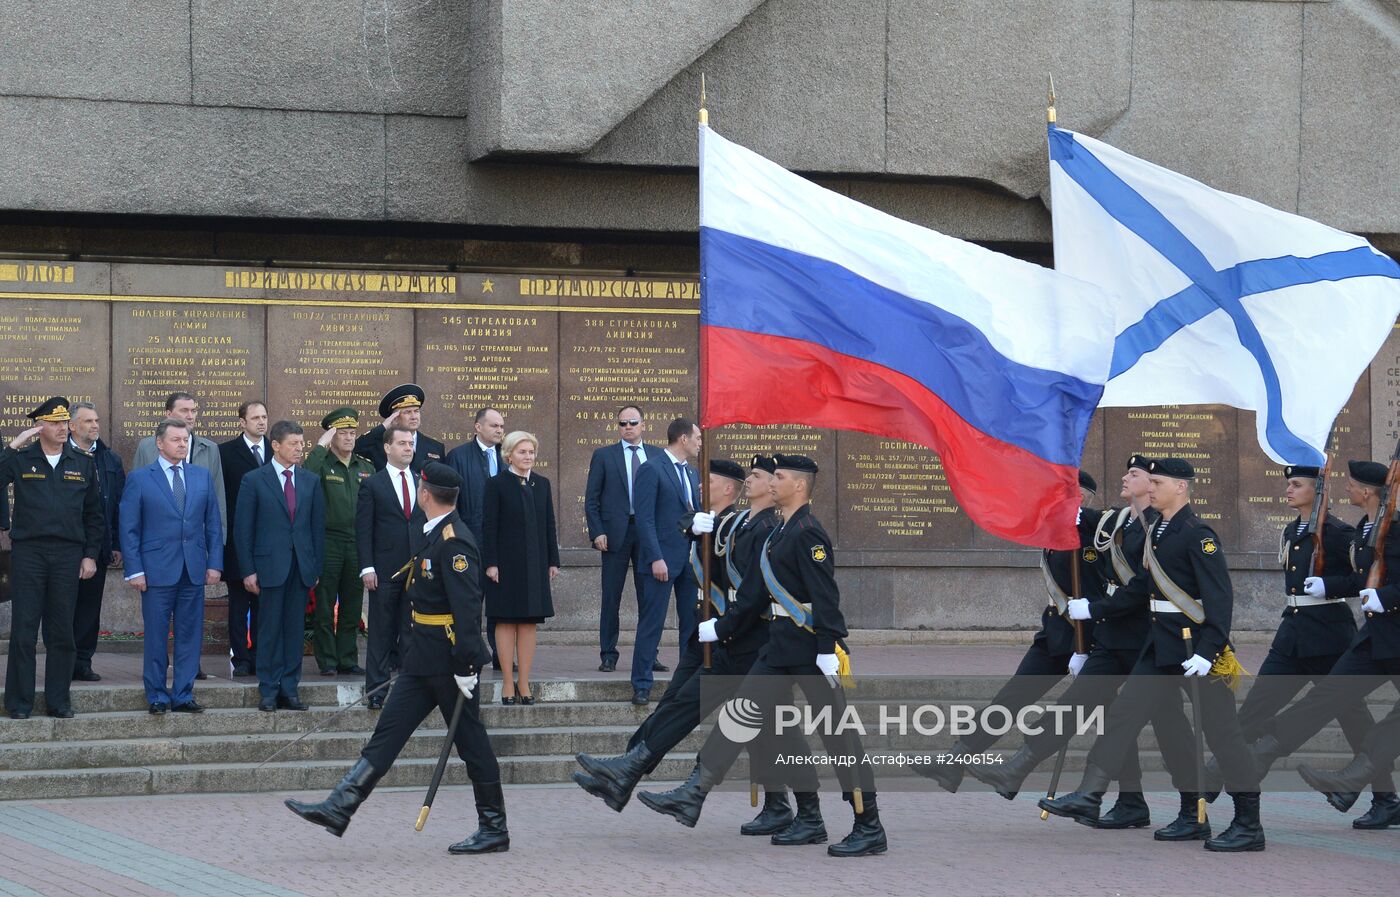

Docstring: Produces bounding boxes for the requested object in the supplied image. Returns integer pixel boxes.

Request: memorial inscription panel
[710,424,839,528]
[837,433,973,550]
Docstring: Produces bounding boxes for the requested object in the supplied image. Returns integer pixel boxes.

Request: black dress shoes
[73,668,101,682]
[339,665,365,675]
[173,702,205,714]
[598,660,617,672]
[149,703,169,715]
[277,696,309,711]
[320,668,337,676]
[632,689,650,706]
[195,669,208,681]
[9,710,30,720]
[652,661,670,673]
[231,664,255,678]
[259,698,277,712]
[367,694,384,710]
[47,708,75,719]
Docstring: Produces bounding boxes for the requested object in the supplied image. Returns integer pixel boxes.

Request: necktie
[171,464,185,515]
[676,462,693,511]
[486,447,497,477]
[283,469,297,518]
[400,470,412,519]
[628,445,641,512]
[251,443,261,464]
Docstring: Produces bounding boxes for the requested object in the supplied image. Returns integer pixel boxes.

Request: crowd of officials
[1,387,702,719]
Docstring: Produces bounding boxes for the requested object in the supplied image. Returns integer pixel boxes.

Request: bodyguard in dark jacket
[67,402,125,681]
[219,400,271,676]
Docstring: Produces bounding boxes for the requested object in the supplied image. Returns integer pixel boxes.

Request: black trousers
[628,637,812,788]
[961,638,1070,753]
[1236,645,1392,791]
[1272,637,1400,774]
[1359,698,1400,773]
[696,649,874,795]
[1022,645,1173,788]
[4,540,83,715]
[72,560,108,672]
[1086,645,1258,792]
[365,579,410,696]
[225,573,258,671]
[361,673,500,784]
[598,520,645,665]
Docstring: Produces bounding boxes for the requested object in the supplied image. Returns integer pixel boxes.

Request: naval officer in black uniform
[285,462,508,854]
[355,384,446,473]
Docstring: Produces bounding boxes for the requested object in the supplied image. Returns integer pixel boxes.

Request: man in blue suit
[630,418,703,705]
[235,420,326,712]
[585,405,666,673]
[120,419,223,714]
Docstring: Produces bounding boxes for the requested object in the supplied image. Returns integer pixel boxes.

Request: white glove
[1361,588,1385,613]
[690,511,715,535]
[698,619,718,643]
[1303,577,1326,598]
[815,653,839,676]
[1181,654,1212,677]
[1068,653,1088,677]
[1066,597,1092,621]
[1076,507,1083,525]
[454,674,478,699]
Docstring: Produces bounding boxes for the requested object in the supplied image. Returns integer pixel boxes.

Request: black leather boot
[1038,763,1111,825]
[770,792,826,845]
[1153,792,1211,841]
[449,782,510,854]
[284,758,379,837]
[574,743,656,812]
[741,790,794,836]
[911,739,969,792]
[1352,792,1400,830]
[966,745,1042,801]
[1297,754,1375,813]
[1204,792,1265,852]
[637,764,721,828]
[827,792,887,858]
[1090,790,1151,829]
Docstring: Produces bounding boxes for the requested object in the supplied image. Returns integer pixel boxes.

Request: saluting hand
[317,428,335,448]
[7,426,41,450]
[79,558,97,580]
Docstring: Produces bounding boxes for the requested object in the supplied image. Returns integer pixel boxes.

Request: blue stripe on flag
[702,226,1101,466]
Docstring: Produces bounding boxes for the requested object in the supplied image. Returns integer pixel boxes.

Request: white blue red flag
[698,125,1118,548]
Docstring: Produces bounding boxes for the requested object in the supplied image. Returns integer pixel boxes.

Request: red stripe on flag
[701,325,1081,548]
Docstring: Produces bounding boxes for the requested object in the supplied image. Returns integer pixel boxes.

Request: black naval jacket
[400,511,492,678]
[707,505,782,657]
[1082,506,1158,651]
[716,504,846,667]
[0,442,104,558]
[1035,513,1107,657]
[1348,514,1400,661]
[1275,515,1358,659]
[1112,504,1233,667]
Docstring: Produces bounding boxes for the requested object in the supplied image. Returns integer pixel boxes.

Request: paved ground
[0,785,1394,897]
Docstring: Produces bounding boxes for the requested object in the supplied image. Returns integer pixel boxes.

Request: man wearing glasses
[586,406,665,673]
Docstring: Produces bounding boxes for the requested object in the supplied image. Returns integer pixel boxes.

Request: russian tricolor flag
[698,125,1118,548]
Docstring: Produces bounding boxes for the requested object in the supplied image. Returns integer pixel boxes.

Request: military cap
[1126,454,1153,472]
[378,383,425,419]
[1283,464,1321,480]
[751,454,777,474]
[28,397,71,423]
[774,453,819,475]
[1078,470,1098,493]
[1149,457,1194,480]
[420,461,461,489]
[321,407,359,430]
[1348,460,1388,488]
[710,459,746,482]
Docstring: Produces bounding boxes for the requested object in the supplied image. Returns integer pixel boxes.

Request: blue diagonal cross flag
[1048,125,1400,465]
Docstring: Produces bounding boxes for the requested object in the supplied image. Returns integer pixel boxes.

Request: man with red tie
[234,420,325,712]
[356,425,427,709]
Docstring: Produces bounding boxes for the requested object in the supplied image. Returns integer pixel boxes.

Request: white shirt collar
[244,434,264,452]
[158,455,182,474]
[663,448,685,467]
[475,437,495,453]
[271,458,294,480]
[386,460,412,476]
[621,438,645,449]
[423,512,449,534]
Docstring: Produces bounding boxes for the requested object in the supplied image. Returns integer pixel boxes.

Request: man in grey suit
[133,392,227,533]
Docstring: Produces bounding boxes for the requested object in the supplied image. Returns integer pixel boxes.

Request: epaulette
[442,523,455,540]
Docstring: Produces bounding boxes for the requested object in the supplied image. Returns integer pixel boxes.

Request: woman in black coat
[482,431,559,704]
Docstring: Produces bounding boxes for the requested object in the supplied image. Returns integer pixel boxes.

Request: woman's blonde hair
[502,430,539,462]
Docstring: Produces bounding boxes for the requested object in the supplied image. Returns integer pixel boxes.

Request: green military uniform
[304,408,376,673]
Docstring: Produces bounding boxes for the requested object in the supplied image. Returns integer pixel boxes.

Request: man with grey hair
[67,401,126,682]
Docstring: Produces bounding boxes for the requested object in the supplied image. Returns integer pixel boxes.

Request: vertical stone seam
[187,0,196,104]
[882,0,891,173]
[1295,1,1306,215]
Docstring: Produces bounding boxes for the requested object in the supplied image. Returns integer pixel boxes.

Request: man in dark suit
[120,419,223,714]
[218,400,270,677]
[629,418,702,704]
[356,424,427,709]
[67,401,125,682]
[354,384,445,473]
[445,406,506,667]
[586,405,666,673]
[234,420,325,712]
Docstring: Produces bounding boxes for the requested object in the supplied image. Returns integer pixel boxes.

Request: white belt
[1285,595,1342,608]
[770,601,812,618]
[1149,599,1185,614]
[1106,583,1118,596]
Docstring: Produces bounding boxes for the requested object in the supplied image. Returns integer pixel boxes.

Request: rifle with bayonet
[1363,438,1400,590]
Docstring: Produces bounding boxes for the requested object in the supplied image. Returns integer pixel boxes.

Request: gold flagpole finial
[699,73,709,126]
[1047,75,1057,125]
